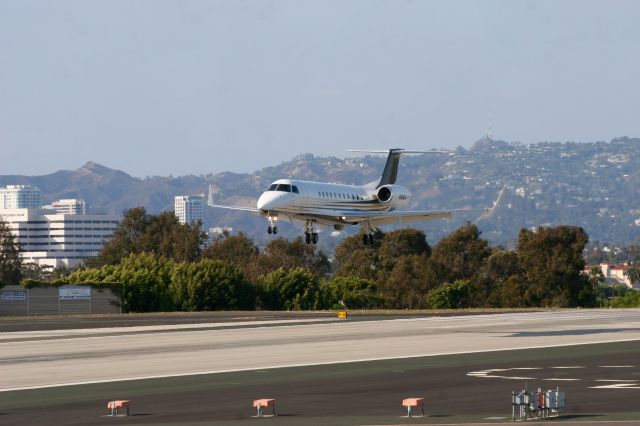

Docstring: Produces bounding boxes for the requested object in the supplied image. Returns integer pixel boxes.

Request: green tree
[20,263,54,282]
[378,254,432,309]
[201,232,258,269]
[609,290,640,308]
[426,280,476,309]
[325,276,382,309]
[378,229,431,266]
[517,226,594,307]
[499,275,527,308]
[258,267,322,310]
[91,207,206,266]
[334,231,383,280]
[0,219,21,287]
[428,223,492,285]
[627,266,640,287]
[476,249,522,307]
[588,266,605,286]
[69,252,175,312]
[170,259,255,311]
[249,237,330,282]
[587,266,607,306]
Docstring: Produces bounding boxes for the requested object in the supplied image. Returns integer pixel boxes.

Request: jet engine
[376,184,411,208]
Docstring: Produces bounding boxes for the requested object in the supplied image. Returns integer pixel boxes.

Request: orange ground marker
[107,400,131,416]
[402,397,424,417]
[252,398,276,417]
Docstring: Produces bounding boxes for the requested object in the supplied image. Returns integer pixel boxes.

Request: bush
[258,267,322,310]
[609,291,640,308]
[426,280,476,309]
[170,259,255,311]
[325,276,382,309]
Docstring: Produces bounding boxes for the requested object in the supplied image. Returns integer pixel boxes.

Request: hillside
[2,137,639,249]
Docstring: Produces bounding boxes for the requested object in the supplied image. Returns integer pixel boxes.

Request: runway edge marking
[2,336,640,393]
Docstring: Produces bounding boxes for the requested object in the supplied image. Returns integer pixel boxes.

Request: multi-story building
[174,195,204,226]
[0,185,41,209]
[585,262,640,290]
[43,199,87,215]
[0,205,119,268]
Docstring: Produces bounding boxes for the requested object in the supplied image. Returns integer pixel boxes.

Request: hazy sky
[1,0,639,177]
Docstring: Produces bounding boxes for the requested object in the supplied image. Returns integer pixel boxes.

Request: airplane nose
[257,193,278,210]
[257,195,267,210]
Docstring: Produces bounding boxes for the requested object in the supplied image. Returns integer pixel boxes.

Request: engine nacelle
[376,184,411,208]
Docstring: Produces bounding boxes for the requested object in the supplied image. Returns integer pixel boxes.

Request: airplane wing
[341,209,473,226]
[337,187,507,227]
[209,204,262,215]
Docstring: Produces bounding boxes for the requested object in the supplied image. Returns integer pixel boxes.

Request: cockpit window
[275,184,291,192]
[267,183,296,193]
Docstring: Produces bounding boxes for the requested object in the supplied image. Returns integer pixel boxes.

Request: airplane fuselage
[257,179,411,225]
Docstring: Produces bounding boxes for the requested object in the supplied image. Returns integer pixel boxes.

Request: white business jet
[210,149,503,245]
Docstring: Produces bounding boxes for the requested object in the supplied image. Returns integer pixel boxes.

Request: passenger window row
[317,191,363,201]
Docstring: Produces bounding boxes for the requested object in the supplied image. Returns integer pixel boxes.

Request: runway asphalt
[0,310,500,333]
[1,310,640,425]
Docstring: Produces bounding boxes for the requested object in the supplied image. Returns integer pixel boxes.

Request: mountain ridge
[2,137,639,247]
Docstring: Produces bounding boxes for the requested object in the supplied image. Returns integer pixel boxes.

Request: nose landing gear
[267,216,278,235]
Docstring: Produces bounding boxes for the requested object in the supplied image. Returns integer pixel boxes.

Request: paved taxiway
[2,309,640,391]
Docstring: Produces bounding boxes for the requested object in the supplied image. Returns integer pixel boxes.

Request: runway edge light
[337,311,348,319]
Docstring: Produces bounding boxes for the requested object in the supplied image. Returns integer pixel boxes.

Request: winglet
[486,186,506,212]
[475,186,507,223]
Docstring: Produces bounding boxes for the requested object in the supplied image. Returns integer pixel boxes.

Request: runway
[1,309,640,425]
[2,309,640,391]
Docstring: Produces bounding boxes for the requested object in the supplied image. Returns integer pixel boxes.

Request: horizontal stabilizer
[348,149,451,154]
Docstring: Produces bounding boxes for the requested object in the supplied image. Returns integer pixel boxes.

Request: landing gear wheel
[312,233,318,244]
[305,232,311,244]
[267,226,273,234]
[273,226,278,235]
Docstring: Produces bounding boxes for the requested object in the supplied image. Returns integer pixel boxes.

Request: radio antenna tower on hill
[485,113,493,141]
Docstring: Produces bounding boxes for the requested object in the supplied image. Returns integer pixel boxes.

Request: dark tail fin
[349,148,449,189]
[378,149,404,188]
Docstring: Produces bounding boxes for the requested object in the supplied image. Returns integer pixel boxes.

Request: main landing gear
[362,221,375,245]
[362,233,375,245]
[304,221,318,245]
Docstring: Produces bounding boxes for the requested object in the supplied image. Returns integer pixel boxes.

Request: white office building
[175,195,204,226]
[43,199,87,215]
[0,208,119,268]
[0,185,41,209]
